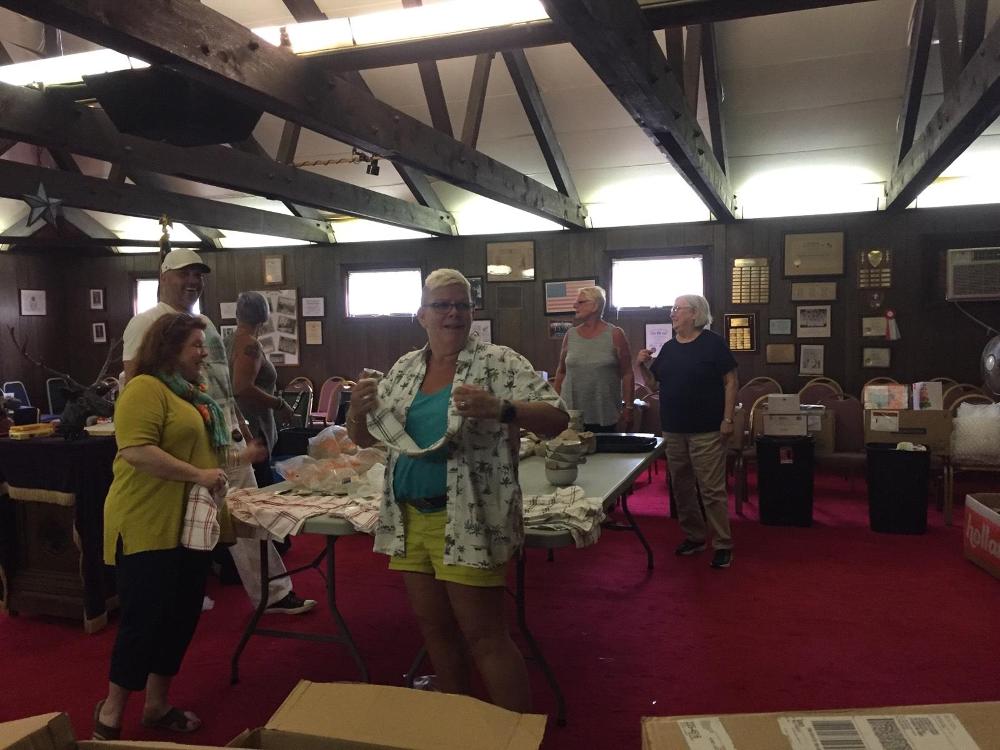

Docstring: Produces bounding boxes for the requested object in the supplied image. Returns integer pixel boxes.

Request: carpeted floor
[2,463,998,748]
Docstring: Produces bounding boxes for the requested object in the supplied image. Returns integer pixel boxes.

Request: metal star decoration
[22,183,62,228]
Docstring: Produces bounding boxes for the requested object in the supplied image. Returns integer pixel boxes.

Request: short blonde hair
[422,268,472,304]
[578,285,606,316]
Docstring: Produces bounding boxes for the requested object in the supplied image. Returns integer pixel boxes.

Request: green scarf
[157,370,230,449]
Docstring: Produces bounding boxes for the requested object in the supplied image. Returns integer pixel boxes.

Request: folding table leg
[517,550,566,726]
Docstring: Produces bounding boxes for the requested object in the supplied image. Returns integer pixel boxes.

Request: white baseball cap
[161,248,211,274]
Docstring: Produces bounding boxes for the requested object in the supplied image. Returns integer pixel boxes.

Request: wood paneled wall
[3,203,999,408]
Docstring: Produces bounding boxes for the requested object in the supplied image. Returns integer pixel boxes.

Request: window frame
[343,264,425,319]
[605,248,710,313]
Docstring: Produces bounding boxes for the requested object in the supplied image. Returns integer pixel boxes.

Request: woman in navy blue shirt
[636,295,737,569]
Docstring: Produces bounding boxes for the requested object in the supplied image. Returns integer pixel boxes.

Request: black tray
[594,432,657,453]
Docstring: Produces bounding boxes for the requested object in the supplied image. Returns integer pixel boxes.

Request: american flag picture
[544,278,597,314]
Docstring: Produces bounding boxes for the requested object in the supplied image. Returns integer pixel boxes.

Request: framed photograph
[863,347,891,368]
[220,324,237,352]
[262,255,284,285]
[766,343,796,364]
[769,318,792,336]
[219,302,237,320]
[861,316,888,337]
[470,319,492,344]
[799,344,825,376]
[305,320,323,345]
[467,276,485,310]
[19,289,46,316]
[549,320,574,340]
[254,289,299,366]
[301,297,325,317]
[544,277,596,315]
[796,305,831,338]
[486,240,534,282]
[91,322,107,344]
[784,232,844,277]
[790,282,837,301]
[89,288,105,311]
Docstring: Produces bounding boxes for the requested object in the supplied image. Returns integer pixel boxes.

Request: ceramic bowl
[545,465,578,486]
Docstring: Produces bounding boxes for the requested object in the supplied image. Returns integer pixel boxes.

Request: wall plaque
[784,232,844,277]
[731,257,770,304]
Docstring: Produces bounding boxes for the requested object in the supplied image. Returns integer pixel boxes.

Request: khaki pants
[664,431,733,550]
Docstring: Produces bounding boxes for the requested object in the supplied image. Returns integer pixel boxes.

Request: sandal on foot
[92,699,121,741]
[141,706,201,733]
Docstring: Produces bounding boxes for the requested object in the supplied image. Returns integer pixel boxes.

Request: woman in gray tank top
[553,285,635,431]
[229,291,292,487]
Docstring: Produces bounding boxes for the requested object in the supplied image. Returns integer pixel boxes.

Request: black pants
[110,544,210,691]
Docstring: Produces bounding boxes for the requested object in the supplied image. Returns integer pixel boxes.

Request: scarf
[157,370,230,449]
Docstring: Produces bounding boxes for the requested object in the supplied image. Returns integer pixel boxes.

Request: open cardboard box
[642,700,1000,749]
[1,682,546,750]
[965,493,1000,581]
[864,409,952,455]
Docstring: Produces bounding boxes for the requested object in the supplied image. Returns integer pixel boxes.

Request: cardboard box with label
[642,701,1000,750]
[965,493,1000,581]
[766,394,800,414]
[762,414,807,437]
[0,682,546,750]
[864,409,952,455]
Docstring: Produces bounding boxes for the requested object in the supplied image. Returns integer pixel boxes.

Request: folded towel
[181,482,226,551]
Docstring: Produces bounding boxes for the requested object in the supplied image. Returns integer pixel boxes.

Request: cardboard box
[762,414,807,437]
[863,384,909,410]
[0,711,218,750]
[865,409,953,455]
[642,701,1000,749]
[805,410,835,456]
[965,493,1000,581]
[0,683,545,750]
[766,394,800,415]
[233,681,546,750]
[912,381,944,410]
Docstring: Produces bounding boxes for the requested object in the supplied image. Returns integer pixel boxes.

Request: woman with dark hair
[94,313,231,740]
[229,291,292,488]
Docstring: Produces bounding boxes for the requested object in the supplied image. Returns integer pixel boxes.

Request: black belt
[401,495,448,511]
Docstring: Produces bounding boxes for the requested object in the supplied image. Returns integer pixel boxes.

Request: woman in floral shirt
[346,268,567,711]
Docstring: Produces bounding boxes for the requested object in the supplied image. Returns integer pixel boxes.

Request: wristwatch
[499,399,518,423]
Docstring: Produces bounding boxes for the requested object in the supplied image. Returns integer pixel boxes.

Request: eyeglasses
[424,301,473,313]
[671,306,694,312]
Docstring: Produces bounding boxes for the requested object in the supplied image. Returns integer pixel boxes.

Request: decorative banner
[254,288,299,366]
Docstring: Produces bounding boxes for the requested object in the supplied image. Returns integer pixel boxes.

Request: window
[134,278,200,316]
[346,268,422,317]
[610,255,704,309]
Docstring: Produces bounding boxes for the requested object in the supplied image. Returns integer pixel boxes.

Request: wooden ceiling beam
[312,0,878,72]
[665,28,684,88]
[402,0,454,138]
[541,0,735,220]
[936,0,961,93]
[228,136,329,222]
[0,0,585,228]
[461,53,494,148]
[700,23,727,176]
[896,0,936,165]
[0,82,455,236]
[124,169,225,247]
[886,16,1000,209]
[683,26,702,114]
[0,160,334,242]
[502,49,579,202]
[961,0,988,67]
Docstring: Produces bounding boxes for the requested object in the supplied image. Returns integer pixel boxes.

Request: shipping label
[780,713,980,750]
[677,718,737,750]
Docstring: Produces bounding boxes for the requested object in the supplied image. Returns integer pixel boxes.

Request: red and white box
[965,493,1000,581]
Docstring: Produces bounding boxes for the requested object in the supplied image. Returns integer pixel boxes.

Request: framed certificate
[784,232,844,277]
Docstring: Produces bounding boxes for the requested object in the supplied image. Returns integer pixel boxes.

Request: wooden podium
[0,436,118,632]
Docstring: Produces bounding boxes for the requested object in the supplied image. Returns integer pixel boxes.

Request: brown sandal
[92,699,122,741]
[141,706,201,733]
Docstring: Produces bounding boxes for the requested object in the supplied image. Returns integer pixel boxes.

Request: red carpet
[2,464,999,748]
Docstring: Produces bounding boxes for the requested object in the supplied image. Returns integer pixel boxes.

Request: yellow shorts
[388,505,508,587]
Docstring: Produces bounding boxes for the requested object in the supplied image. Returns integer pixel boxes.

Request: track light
[366,158,380,176]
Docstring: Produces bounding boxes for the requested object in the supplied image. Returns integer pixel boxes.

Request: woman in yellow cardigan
[94,313,235,740]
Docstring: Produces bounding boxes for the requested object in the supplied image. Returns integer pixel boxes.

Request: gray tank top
[231,339,279,454]
[562,325,621,426]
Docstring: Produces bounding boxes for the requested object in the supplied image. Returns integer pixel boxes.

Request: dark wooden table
[0,436,117,632]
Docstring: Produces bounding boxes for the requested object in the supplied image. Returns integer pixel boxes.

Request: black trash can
[866,443,930,534]
[756,435,815,527]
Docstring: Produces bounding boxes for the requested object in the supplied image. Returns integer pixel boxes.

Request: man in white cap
[122,248,315,615]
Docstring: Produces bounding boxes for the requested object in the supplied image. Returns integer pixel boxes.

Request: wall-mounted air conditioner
[946,248,1000,301]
